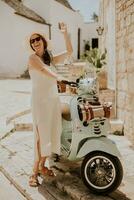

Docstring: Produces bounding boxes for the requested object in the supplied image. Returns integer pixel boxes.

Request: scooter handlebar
[60,80,78,87]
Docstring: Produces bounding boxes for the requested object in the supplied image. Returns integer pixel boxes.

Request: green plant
[20,69,30,79]
[81,48,107,69]
[83,40,90,51]
[91,12,99,22]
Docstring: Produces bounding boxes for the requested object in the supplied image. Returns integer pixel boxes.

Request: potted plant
[81,48,107,70]
[83,40,90,52]
[81,48,107,89]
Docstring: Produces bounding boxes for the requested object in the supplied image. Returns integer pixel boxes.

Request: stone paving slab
[51,157,131,200]
[0,130,132,200]
[0,171,27,200]
[0,79,31,141]
[52,172,112,200]
[0,131,110,200]
[0,131,73,200]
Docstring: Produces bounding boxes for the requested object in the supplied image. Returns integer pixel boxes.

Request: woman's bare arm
[28,54,58,79]
[52,51,68,65]
[53,23,73,64]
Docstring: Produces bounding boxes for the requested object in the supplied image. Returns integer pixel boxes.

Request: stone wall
[116,0,134,142]
[99,0,116,90]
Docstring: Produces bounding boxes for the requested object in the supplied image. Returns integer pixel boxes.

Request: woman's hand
[59,22,67,34]
[52,22,73,65]
[59,22,73,56]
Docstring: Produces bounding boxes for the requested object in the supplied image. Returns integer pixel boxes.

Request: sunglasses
[30,36,41,44]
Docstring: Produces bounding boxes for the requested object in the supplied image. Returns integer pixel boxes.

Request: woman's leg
[61,103,71,121]
[39,156,47,169]
[29,127,41,186]
[39,162,55,177]
[38,156,54,176]
[34,126,55,177]
[33,140,41,174]
[29,159,40,187]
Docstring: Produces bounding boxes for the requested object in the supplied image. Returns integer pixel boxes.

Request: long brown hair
[30,33,52,66]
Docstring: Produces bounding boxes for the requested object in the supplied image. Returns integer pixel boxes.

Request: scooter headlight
[78,77,99,96]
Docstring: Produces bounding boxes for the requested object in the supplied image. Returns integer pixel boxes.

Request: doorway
[77,28,81,59]
[92,38,98,49]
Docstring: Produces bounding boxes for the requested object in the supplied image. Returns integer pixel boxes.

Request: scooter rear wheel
[81,151,123,194]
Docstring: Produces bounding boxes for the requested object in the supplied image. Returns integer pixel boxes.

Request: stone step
[49,158,127,200]
[49,159,111,200]
[14,123,33,131]
[41,178,72,200]
[110,119,124,135]
[56,65,69,69]
[57,72,70,76]
[56,70,70,76]
[9,119,124,136]
[55,65,74,80]
[56,67,69,71]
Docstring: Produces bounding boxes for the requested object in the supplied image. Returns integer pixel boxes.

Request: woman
[28,23,73,187]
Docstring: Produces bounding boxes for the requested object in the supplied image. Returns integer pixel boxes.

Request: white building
[0,0,98,77]
[83,22,99,50]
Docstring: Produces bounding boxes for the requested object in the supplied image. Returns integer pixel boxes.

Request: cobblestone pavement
[0,79,134,200]
[0,79,31,139]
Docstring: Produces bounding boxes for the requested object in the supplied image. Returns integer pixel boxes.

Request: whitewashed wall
[82,22,99,50]
[23,0,84,57]
[0,0,96,77]
[49,0,84,58]
[0,1,49,77]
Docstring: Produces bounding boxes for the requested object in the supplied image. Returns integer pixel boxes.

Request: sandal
[29,174,39,187]
[38,166,55,177]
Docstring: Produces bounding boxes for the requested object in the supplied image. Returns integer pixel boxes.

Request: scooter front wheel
[81,151,123,194]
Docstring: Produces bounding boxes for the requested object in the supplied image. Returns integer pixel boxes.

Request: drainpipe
[45,23,52,40]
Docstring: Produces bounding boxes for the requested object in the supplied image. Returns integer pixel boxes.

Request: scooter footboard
[77,137,121,158]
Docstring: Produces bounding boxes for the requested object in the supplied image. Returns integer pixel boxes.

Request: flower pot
[97,67,107,90]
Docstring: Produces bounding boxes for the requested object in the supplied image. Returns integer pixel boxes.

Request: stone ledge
[50,160,128,200]
[8,119,124,136]
[110,119,124,135]
[14,123,33,131]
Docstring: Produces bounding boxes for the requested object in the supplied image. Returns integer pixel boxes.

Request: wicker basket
[57,81,66,93]
[69,86,77,94]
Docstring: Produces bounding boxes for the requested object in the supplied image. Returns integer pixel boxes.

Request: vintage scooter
[57,76,123,195]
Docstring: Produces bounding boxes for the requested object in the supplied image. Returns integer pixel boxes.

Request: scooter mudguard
[76,137,121,158]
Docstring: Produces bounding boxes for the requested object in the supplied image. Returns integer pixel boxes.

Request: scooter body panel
[76,137,121,158]
[67,132,91,160]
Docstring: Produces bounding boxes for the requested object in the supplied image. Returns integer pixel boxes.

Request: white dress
[29,67,62,161]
